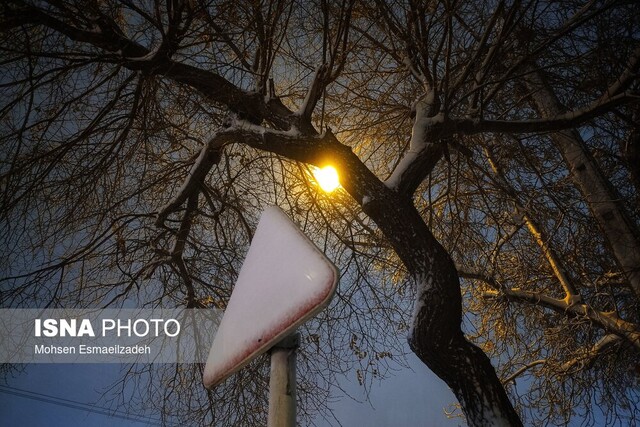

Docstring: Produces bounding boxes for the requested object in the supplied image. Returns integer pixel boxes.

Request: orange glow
[312,165,340,192]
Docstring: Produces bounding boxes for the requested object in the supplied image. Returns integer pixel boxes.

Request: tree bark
[364,188,523,426]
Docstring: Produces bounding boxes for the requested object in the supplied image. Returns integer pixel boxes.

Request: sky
[0,351,461,427]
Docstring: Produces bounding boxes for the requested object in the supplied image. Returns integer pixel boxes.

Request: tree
[1,0,639,426]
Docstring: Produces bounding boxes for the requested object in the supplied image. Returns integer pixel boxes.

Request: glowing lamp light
[312,165,340,192]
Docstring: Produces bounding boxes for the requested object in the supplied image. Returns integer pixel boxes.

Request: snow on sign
[203,206,338,389]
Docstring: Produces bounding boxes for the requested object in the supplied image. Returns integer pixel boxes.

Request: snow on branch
[602,45,640,99]
[559,334,622,373]
[459,268,639,348]
[231,116,303,140]
[402,54,429,90]
[173,117,333,171]
[482,287,640,349]
[155,135,225,227]
[483,146,580,299]
[122,42,160,62]
[385,90,443,192]
[502,359,546,385]
[298,63,329,121]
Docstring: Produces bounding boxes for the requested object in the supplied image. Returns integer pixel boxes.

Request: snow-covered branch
[502,359,546,385]
[402,54,429,90]
[155,135,225,227]
[559,334,622,373]
[503,335,622,384]
[385,91,444,195]
[458,268,639,349]
[482,287,640,349]
[483,146,580,299]
[601,45,640,100]
[298,64,329,121]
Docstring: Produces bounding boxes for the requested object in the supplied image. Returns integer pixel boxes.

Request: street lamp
[312,165,340,192]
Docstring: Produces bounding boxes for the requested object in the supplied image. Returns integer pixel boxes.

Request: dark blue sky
[1,349,460,427]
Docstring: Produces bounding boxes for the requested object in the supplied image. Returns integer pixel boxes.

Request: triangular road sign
[203,206,338,388]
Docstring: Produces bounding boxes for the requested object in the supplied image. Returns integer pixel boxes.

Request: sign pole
[267,332,300,427]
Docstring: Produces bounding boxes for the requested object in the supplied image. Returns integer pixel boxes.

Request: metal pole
[267,332,299,427]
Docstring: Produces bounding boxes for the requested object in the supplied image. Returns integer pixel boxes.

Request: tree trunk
[242,130,524,425]
[330,143,524,426]
[525,71,640,299]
